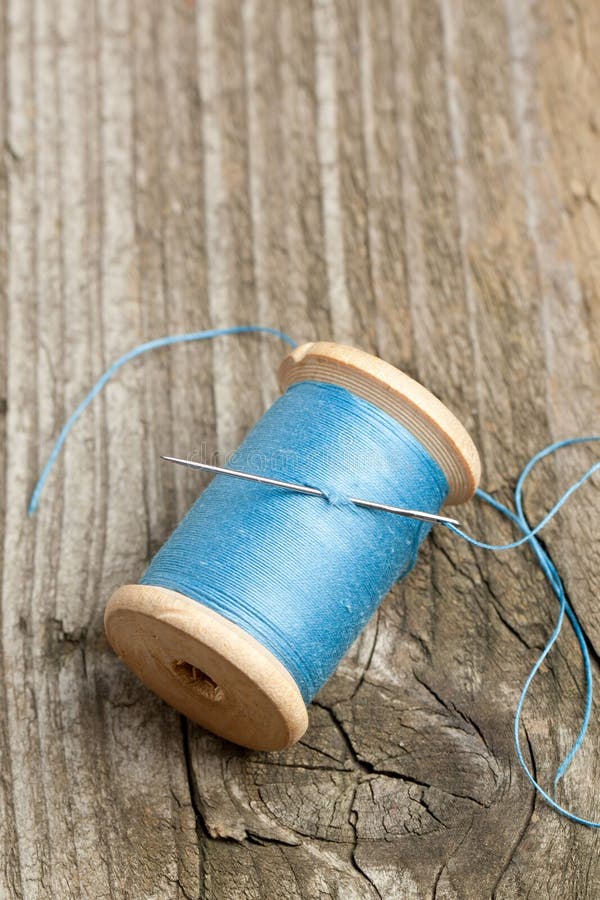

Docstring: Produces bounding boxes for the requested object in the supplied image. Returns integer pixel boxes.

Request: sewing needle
[161,456,460,528]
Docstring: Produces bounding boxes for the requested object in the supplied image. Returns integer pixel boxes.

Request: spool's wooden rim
[105,585,308,751]
[279,342,480,505]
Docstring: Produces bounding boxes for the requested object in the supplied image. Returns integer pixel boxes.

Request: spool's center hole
[171,659,224,702]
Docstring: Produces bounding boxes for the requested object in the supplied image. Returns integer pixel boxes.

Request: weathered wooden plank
[0,1,20,894]
[1,0,599,898]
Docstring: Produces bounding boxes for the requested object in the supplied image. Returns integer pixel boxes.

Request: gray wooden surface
[1,1,599,897]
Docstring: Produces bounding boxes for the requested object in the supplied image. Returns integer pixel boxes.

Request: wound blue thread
[27,327,600,827]
[141,380,448,700]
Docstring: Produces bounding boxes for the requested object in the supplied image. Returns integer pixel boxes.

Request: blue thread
[449,437,600,827]
[27,326,297,515]
[141,380,448,700]
[27,327,600,826]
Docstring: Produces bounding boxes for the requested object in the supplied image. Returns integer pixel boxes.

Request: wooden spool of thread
[105,342,480,750]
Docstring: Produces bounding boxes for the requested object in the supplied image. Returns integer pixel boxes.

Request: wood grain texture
[0,0,598,897]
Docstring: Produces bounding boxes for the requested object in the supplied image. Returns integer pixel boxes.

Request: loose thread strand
[451,438,600,827]
[27,326,297,515]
